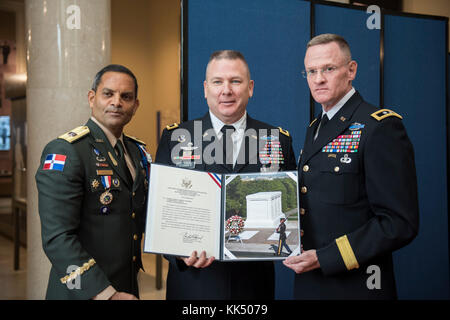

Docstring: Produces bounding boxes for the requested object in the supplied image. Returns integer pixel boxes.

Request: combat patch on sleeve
[278,127,290,137]
[125,134,146,146]
[58,126,90,143]
[371,109,403,121]
[166,123,179,131]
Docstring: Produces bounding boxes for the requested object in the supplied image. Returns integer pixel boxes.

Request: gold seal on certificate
[143,164,301,261]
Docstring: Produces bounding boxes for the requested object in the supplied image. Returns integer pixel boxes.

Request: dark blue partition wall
[186,0,310,154]
[314,4,380,110]
[384,14,449,299]
[185,0,311,299]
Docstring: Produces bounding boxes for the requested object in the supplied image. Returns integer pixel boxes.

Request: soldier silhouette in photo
[271,215,292,256]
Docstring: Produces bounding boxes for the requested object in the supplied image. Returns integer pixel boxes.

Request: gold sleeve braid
[60,259,96,284]
[335,235,359,271]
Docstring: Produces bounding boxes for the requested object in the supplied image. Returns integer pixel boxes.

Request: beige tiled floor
[0,235,168,300]
[0,235,27,299]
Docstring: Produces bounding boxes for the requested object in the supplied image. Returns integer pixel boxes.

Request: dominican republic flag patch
[43,154,67,171]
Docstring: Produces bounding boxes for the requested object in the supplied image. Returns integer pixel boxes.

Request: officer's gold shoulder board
[309,118,318,127]
[125,134,146,146]
[371,108,403,121]
[58,126,90,143]
[166,123,179,131]
[278,127,290,137]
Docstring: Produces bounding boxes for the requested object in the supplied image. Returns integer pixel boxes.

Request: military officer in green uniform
[36,64,151,300]
[283,34,419,299]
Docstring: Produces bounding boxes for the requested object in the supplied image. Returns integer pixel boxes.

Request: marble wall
[25,0,111,299]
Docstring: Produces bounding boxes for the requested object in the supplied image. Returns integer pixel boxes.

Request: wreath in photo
[226,215,245,235]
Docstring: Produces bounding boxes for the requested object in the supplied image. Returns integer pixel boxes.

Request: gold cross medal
[100,190,113,205]
[91,179,100,191]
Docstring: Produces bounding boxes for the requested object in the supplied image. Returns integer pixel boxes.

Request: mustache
[106,106,123,113]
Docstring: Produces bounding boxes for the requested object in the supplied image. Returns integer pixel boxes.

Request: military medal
[100,191,113,205]
[93,148,106,162]
[340,154,352,164]
[91,179,100,190]
[100,206,109,215]
[101,176,112,189]
[112,178,120,187]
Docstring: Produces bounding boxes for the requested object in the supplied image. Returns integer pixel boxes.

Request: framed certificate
[143,163,300,261]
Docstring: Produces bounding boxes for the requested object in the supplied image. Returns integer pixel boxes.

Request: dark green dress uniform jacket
[295,91,419,299]
[35,119,149,299]
[155,112,297,300]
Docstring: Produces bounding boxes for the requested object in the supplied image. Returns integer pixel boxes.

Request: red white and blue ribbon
[101,176,112,189]
[208,172,222,188]
[43,154,67,171]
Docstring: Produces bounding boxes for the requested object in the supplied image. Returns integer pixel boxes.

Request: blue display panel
[384,14,449,299]
[186,0,311,156]
[314,4,380,111]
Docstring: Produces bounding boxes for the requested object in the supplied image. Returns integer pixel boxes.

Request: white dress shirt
[209,111,247,167]
[322,87,355,120]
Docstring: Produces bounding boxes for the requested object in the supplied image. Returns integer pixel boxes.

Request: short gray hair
[205,50,251,79]
[307,33,352,61]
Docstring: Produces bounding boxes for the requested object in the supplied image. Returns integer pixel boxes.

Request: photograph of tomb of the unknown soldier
[223,172,300,260]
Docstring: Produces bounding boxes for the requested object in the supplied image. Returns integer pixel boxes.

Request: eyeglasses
[301,61,351,78]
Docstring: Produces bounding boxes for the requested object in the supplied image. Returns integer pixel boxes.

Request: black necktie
[115,140,133,184]
[314,114,329,141]
[220,125,235,171]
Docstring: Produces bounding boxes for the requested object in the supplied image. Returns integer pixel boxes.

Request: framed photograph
[222,171,300,261]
